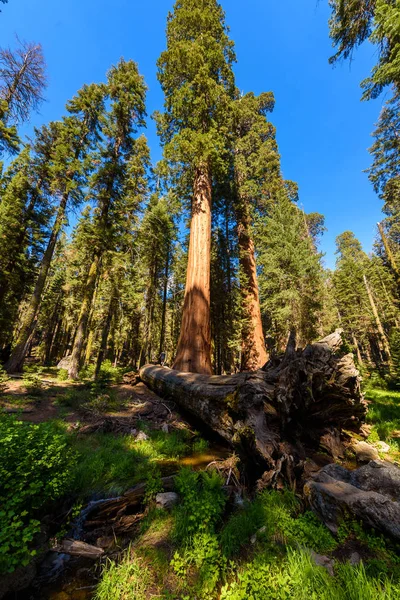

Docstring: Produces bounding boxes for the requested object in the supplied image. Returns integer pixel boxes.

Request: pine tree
[5,82,107,373]
[67,60,148,379]
[156,0,236,374]
[257,192,326,352]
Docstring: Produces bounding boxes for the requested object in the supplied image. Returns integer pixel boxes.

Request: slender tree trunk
[351,333,363,365]
[94,290,115,379]
[363,274,391,362]
[5,194,68,373]
[68,253,101,379]
[378,221,400,286]
[173,164,213,375]
[159,248,170,357]
[236,200,268,371]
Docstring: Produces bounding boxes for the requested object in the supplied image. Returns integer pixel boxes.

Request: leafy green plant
[144,465,163,504]
[173,468,226,542]
[57,368,69,381]
[172,533,226,598]
[0,415,76,573]
[0,366,10,394]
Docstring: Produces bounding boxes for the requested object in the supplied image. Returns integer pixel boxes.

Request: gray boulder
[156,492,179,509]
[57,355,72,369]
[304,460,400,541]
[352,441,379,463]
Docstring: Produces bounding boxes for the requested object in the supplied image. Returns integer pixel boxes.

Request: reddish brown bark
[236,203,268,371]
[173,164,213,375]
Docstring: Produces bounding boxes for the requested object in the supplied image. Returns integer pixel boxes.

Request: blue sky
[0,0,386,268]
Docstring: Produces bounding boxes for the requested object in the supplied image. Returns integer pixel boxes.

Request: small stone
[374,441,390,454]
[310,550,335,576]
[349,552,361,566]
[136,431,148,441]
[130,428,137,436]
[353,441,379,463]
[161,423,169,433]
[156,492,179,509]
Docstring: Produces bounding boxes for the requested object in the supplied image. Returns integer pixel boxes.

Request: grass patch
[94,549,152,600]
[364,388,400,459]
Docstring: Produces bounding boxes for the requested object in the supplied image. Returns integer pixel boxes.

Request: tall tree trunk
[68,253,101,379]
[5,194,68,373]
[378,221,400,286]
[236,200,268,371]
[173,164,213,375]
[94,289,115,379]
[159,248,170,357]
[351,332,363,365]
[363,274,391,362]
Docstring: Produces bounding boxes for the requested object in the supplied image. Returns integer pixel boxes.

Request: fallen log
[53,539,104,559]
[140,330,367,488]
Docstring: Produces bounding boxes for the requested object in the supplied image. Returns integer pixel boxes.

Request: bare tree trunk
[94,289,115,379]
[236,200,268,371]
[68,253,101,380]
[5,194,68,373]
[173,164,212,375]
[351,333,363,365]
[159,248,170,356]
[378,221,400,286]
[363,274,391,362]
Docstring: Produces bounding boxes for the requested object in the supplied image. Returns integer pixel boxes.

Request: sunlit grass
[364,388,400,459]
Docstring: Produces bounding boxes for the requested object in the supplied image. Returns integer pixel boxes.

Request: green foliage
[221,548,400,600]
[0,415,75,573]
[364,387,400,455]
[57,368,69,381]
[172,532,226,598]
[220,498,266,557]
[144,465,163,504]
[0,365,10,394]
[22,373,43,396]
[94,550,152,600]
[173,468,226,541]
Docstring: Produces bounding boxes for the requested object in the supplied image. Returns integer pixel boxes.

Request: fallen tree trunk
[140,330,366,488]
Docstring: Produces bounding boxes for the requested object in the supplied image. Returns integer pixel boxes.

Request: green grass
[70,427,194,497]
[94,549,152,600]
[364,388,400,458]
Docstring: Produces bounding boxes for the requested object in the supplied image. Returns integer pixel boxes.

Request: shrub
[0,366,10,394]
[173,468,226,542]
[57,368,69,381]
[0,415,76,573]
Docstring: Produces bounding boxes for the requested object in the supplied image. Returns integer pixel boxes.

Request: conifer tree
[5,82,107,372]
[156,0,236,374]
[68,60,148,379]
[232,91,280,370]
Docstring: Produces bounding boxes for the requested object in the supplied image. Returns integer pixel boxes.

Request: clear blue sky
[0,0,386,268]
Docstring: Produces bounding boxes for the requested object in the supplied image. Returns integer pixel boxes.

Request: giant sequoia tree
[156,0,236,375]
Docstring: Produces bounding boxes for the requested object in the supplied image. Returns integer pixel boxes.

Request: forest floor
[1,368,400,599]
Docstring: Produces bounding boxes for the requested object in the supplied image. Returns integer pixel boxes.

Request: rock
[156,492,179,509]
[320,428,345,459]
[374,441,391,453]
[310,550,335,576]
[304,460,400,541]
[130,428,137,436]
[349,552,361,566]
[57,355,72,369]
[136,431,149,441]
[352,441,379,463]
[350,460,400,500]
[161,422,169,433]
